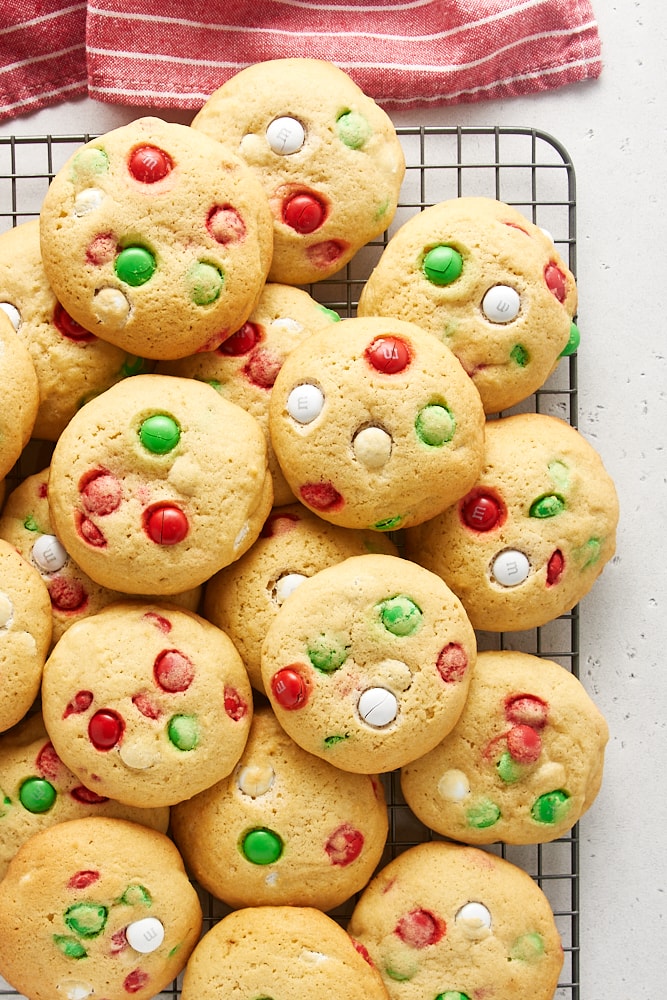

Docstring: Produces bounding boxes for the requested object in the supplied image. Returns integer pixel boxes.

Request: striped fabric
[2,0,602,123]
[0,1,88,121]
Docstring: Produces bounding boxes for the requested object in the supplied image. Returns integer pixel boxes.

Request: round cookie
[47,374,273,595]
[358,196,578,414]
[180,904,390,1000]
[0,220,153,441]
[348,840,563,1000]
[405,412,619,631]
[192,57,406,286]
[0,538,52,732]
[0,309,39,479]
[39,116,274,360]
[203,503,398,693]
[0,466,202,646]
[260,553,477,774]
[268,315,486,532]
[41,601,253,808]
[159,282,342,505]
[0,816,202,1000]
[171,705,388,911]
[0,713,170,880]
[400,650,609,845]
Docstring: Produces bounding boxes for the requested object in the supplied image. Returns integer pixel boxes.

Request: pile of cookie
[0,58,618,1000]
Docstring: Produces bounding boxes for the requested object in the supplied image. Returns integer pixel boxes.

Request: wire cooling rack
[0,125,580,1000]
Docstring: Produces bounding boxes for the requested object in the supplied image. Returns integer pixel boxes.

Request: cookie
[46,374,273,595]
[192,57,405,285]
[405,412,619,631]
[0,713,170,879]
[0,466,202,646]
[203,502,397,693]
[400,650,609,844]
[358,196,578,413]
[39,116,274,360]
[0,816,202,1000]
[0,538,52,733]
[0,220,153,441]
[348,840,563,1000]
[0,309,39,479]
[171,704,388,911]
[180,904,390,1000]
[158,282,342,505]
[41,600,253,808]
[268,315,486,532]
[260,553,477,774]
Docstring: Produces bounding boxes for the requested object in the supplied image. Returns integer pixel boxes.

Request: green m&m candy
[139,413,181,454]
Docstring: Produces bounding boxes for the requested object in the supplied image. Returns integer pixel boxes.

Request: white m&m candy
[266,116,305,155]
[481,285,521,323]
[31,534,68,573]
[126,917,165,954]
[358,687,398,727]
[491,549,530,587]
[286,383,324,424]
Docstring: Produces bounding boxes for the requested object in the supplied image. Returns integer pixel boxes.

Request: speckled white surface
[1,5,664,996]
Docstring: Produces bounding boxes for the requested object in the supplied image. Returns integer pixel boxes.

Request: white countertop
[1,4,664,996]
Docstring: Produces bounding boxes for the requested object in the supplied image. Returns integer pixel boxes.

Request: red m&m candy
[546,549,565,586]
[144,505,189,545]
[217,322,261,356]
[460,491,505,531]
[282,192,327,234]
[365,336,411,374]
[544,261,567,302]
[88,708,124,750]
[271,667,309,709]
[53,302,95,343]
[506,723,542,764]
[128,145,173,183]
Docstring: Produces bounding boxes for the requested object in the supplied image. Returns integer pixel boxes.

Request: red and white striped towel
[2,0,602,124]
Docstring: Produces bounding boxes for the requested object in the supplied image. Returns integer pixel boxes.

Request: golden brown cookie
[405,413,619,631]
[192,57,405,285]
[47,374,273,595]
[41,601,253,808]
[348,840,563,1000]
[0,309,39,479]
[0,816,202,1000]
[171,705,388,911]
[181,904,390,1000]
[39,117,274,360]
[358,196,578,413]
[260,553,476,773]
[268,315,485,532]
[401,650,609,844]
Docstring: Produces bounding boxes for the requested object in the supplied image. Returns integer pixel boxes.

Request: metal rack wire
[0,125,580,1000]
